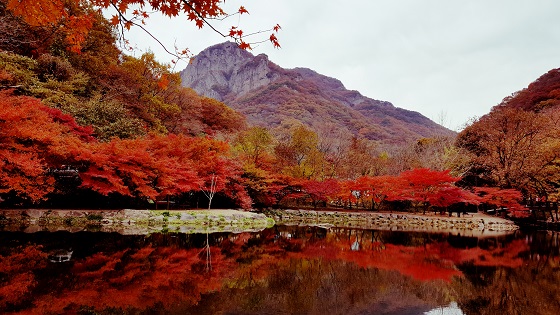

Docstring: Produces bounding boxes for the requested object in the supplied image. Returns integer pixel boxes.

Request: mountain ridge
[181,42,453,144]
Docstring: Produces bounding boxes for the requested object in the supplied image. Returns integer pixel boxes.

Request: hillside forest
[1,1,559,217]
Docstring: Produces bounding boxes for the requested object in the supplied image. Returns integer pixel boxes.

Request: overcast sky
[118,0,560,131]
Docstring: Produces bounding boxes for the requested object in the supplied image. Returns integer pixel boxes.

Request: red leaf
[195,19,204,28]
[238,6,249,15]
[270,33,280,48]
[110,15,120,26]
[238,41,251,50]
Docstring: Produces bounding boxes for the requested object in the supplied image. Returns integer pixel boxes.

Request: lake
[1,224,559,314]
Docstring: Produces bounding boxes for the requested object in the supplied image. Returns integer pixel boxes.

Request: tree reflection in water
[0,227,559,314]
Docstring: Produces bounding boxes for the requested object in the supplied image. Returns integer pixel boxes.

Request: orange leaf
[117,2,129,13]
[157,75,170,90]
[110,15,120,26]
[6,0,65,26]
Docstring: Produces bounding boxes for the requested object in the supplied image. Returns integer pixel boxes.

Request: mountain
[180,42,453,145]
[494,68,560,112]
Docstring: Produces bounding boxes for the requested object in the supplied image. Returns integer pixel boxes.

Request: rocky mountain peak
[181,41,279,101]
[180,42,454,144]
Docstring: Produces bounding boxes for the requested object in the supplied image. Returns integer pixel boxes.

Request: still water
[1,225,559,315]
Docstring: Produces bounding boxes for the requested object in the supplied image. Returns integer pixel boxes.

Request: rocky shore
[0,209,274,235]
[264,209,519,237]
[0,209,519,236]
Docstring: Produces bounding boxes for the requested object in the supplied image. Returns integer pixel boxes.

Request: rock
[181,42,277,101]
[180,42,454,145]
[180,214,195,221]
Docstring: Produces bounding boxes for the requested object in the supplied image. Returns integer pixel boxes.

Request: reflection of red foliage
[299,242,463,282]
[73,250,127,279]
[24,245,233,314]
[0,231,531,314]
[288,233,529,283]
[0,273,36,309]
[434,240,526,268]
[0,245,47,309]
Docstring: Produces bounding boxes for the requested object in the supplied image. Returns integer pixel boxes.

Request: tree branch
[181,0,228,38]
[111,3,184,61]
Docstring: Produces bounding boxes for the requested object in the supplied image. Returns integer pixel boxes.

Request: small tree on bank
[201,174,218,210]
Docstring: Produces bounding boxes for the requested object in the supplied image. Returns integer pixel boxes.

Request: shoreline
[0,208,519,235]
[0,209,274,235]
[264,209,519,237]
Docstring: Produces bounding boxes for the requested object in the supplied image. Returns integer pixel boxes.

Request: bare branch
[201,174,218,210]
[181,0,229,38]
[111,3,185,61]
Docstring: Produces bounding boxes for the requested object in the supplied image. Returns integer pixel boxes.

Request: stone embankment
[0,209,274,235]
[265,209,518,236]
[0,209,519,236]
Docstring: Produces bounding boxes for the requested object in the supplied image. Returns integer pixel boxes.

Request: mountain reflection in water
[0,226,559,314]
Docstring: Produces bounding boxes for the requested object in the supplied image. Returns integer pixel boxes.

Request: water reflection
[0,227,559,314]
[425,302,464,315]
[47,249,73,263]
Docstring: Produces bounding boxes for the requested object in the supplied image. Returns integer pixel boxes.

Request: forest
[1,0,559,218]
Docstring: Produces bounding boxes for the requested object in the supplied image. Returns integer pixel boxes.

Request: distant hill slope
[455,68,560,191]
[181,42,453,144]
[494,68,560,112]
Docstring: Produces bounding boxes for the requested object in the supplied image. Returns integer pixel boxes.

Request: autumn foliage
[0,0,534,216]
[0,91,77,201]
[5,0,280,55]
[0,88,248,207]
[457,68,560,202]
[0,77,521,212]
[0,4,255,208]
